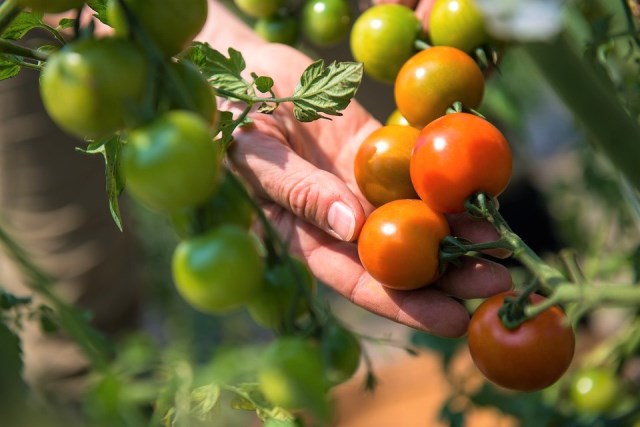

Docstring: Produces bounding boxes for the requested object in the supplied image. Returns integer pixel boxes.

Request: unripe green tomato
[17,0,84,13]
[569,368,622,414]
[107,0,208,57]
[40,37,146,139]
[172,225,265,313]
[169,60,219,127]
[302,0,352,47]
[259,337,328,414]
[121,111,222,212]
[321,322,361,386]
[429,0,489,53]
[385,109,411,127]
[254,15,300,46]
[350,4,422,83]
[234,0,285,19]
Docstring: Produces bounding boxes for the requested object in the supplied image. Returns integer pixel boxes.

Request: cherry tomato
[302,0,352,47]
[247,257,316,329]
[429,0,489,53]
[107,0,208,57]
[17,0,84,13]
[259,337,328,414]
[40,37,146,139]
[321,322,361,386]
[350,4,422,83]
[121,111,222,212]
[570,368,622,414]
[169,60,219,127]
[394,46,484,128]
[254,15,300,46]
[172,225,265,313]
[385,109,411,127]
[358,199,449,290]
[410,113,512,213]
[354,125,420,207]
[234,0,285,19]
[467,291,575,392]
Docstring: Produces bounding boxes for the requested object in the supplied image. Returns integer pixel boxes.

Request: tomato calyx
[445,100,486,118]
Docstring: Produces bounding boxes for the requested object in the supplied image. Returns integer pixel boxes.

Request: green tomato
[321,322,361,386]
[429,0,489,53]
[302,0,352,47]
[247,257,315,329]
[121,111,222,212]
[350,4,422,84]
[40,37,146,139]
[254,15,299,46]
[234,0,285,19]
[169,60,218,127]
[259,337,329,416]
[570,368,622,414]
[170,170,255,238]
[107,0,208,57]
[172,225,265,313]
[17,0,84,13]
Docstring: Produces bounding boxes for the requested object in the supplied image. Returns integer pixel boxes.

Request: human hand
[201,2,512,338]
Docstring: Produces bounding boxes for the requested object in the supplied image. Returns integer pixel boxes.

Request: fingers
[437,256,513,299]
[229,115,367,242]
[447,212,512,259]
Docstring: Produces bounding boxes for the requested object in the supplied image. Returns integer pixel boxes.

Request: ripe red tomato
[354,125,420,207]
[357,199,449,290]
[467,291,575,392]
[410,113,512,213]
[429,0,489,53]
[394,46,484,128]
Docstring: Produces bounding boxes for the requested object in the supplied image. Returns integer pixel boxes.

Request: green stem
[215,87,295,105]
[414,39,431,51]
[0,0,20,36]
[523,32,640,192]
[0,39,49,61]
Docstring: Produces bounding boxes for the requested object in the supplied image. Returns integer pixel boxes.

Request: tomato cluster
[233,0,352,48]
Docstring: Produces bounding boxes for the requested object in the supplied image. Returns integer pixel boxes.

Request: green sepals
[77,136,125,231]
[292,59,363,122]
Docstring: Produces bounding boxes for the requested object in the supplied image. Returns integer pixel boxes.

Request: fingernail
[328,201,356,241]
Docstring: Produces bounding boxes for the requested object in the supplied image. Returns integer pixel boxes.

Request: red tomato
[410,113,512,213]
[394,46,484,128]
[354,125,420,207]
[467,291,575,392]
[357,199,449,290]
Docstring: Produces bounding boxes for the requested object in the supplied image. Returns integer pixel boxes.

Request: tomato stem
[0,38,49,61]
[414,39,431,51]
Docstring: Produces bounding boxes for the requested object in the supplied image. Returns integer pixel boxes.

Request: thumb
[228,120,366,242]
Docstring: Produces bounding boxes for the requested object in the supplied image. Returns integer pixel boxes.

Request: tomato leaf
[77,136,125,231]
[253,75,274,94]
[0,56,21,81]
[1,11,45,40]
[57,18,77,30]
[187,42,249,96]
[86,0,110,25]
[190,384,221,421]
[291,60,362,122]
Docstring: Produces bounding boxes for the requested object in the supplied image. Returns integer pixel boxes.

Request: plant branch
[0,39,49,61]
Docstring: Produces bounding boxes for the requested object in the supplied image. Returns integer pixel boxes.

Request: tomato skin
[569,368,621,414]
[354,125,420,207]
[40,37,146,139]
[302,0,352,47]
[254,15,300,46]
[394,46,484,128]
[429,0,489,53]
[121,111,222,212]
[467,291,575,392]
[234,0,285,19]
[410,113,512,213]
[321,322,361,386]
[107,0,208,57]
[172,225,265,314]
[17,0,84,12]
[385,109,411,127]
[170,60,219,127]
[358,199,449,290]
[350,4,422,84]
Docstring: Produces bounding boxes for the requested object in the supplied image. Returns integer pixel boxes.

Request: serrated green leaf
[292,60,362,122]
[190,384,221,420]
[87,0,110,25]
[186,42,249,97]
[0,57,20,81]
[1,11,45,40]
[77,136,125,231]
[57,18,77,30]
[254,76,274,93]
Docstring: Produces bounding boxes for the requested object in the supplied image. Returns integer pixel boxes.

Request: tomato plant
[171,225,265,314]
[321,321,361,386]
[569,367,622,414]
[354,125,419,207]
[169,60,219,126]
[233,0,285,19]
[350,4,422,83]
[357,199,450,290]
[428,0,489,53]
[254,15,299,46]
[40,37,146,139]
[16,0,84,13]
[106,0,208,57]
[467,291,575,392]
[120,110,222,212]
[301,0,352,47]
[394,46,484,128]
[385,109,411,127]
[410,113,512,213]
